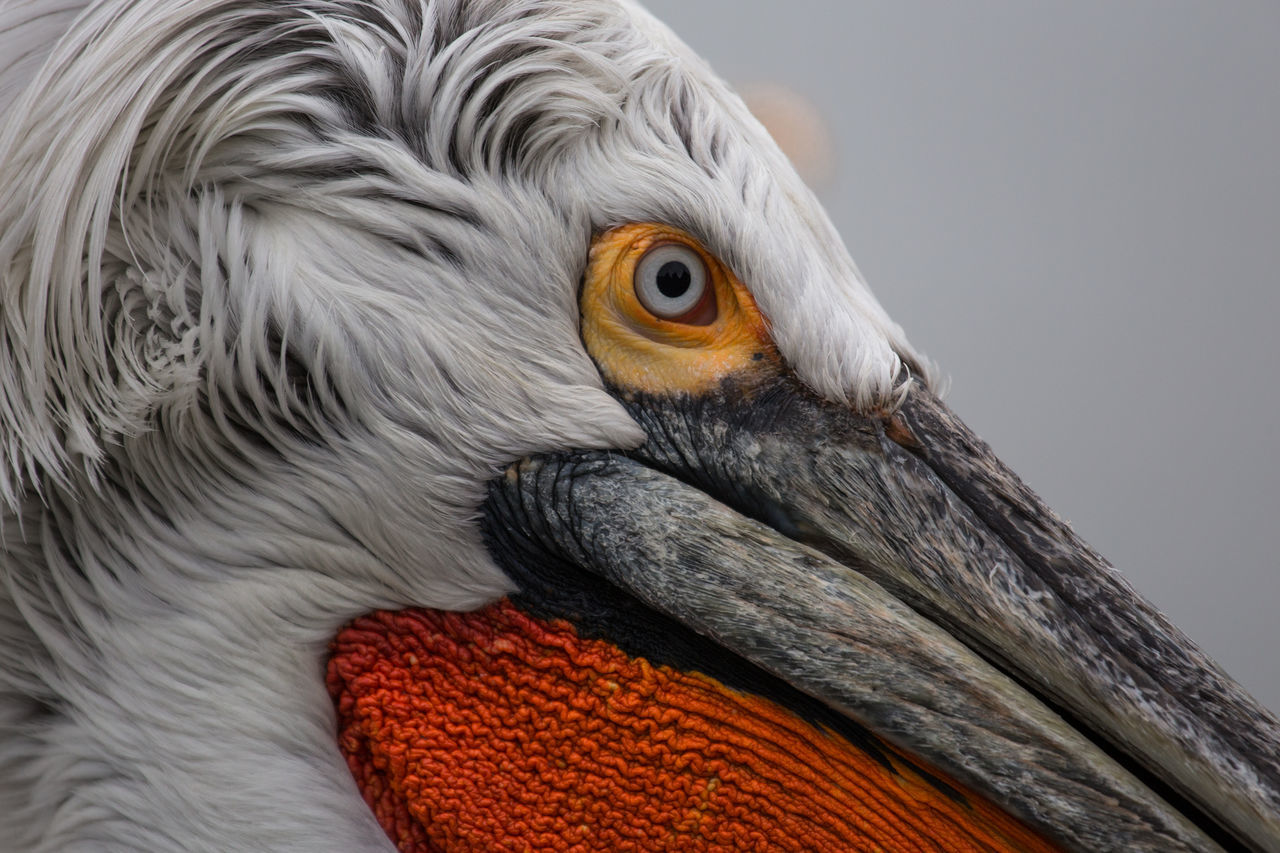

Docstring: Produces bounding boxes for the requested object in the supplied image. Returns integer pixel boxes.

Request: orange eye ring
[581,223,778,395]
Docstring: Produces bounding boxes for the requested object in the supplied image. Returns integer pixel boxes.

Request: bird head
[0,1,1276,851]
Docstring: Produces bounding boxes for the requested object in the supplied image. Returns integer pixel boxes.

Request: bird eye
[634,244,710,322]
[582,222,775,394]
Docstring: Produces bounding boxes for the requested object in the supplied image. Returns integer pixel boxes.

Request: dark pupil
[656,260,692,299]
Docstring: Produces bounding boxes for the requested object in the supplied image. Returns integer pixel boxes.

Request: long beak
[482,373,1280,852]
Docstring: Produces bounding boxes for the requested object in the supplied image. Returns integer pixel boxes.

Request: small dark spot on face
[752,352,764,361]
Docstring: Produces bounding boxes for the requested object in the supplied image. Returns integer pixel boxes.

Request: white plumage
[0,1,926,849]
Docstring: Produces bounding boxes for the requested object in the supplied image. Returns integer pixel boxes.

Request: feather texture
[0,1,926,849]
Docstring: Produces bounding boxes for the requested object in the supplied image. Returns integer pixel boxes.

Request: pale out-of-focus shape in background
[645,0,1280,713]
[741,83,835,189]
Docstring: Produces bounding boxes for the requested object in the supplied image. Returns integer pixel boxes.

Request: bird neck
[0,485,393,851]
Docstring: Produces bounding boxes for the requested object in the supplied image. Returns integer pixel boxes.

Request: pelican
[1,1,1277,851]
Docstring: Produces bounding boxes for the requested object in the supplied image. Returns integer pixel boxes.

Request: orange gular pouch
[327,566,1059,851]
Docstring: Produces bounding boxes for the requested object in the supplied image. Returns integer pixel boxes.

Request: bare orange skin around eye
[581,224,781,396]
[329,601,1061,853]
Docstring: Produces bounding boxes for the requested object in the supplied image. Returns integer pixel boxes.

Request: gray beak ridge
[484,376,1280,852]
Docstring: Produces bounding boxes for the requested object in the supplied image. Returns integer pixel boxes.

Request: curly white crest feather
[0,0,927,849]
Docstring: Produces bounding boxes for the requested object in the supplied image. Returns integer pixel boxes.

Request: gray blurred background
[642,0,1279,712]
